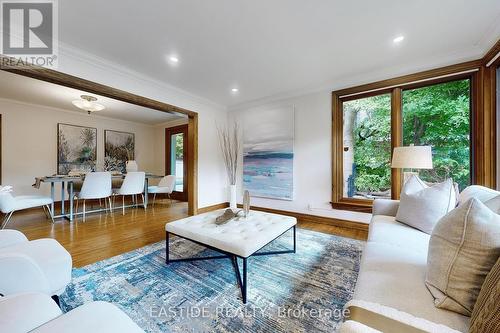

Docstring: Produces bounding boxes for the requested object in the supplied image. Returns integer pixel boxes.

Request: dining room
[0,68,193,266]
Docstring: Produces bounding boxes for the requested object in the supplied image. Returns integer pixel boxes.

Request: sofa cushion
[396,176,455,234]
[353,242,469,332]
[426,198,500,316]
[470,256,500,333]
[368,215,430,253]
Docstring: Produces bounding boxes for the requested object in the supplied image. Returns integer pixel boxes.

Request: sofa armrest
[0,253,51,295]
[0,292,62,333]
[345,300,463,333]
[372,199,400,217]
[339,320,382,333]
[0,230,28,249]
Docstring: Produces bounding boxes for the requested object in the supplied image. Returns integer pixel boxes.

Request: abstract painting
[243,107,294,200]
[104,130,135,173]
[57,123,97,174]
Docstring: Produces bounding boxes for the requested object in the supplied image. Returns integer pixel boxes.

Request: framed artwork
[104,130,135,173]
[57,123,97,174]
[243,107,294,200]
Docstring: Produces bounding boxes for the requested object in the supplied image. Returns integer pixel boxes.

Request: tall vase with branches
[217,122,241,209]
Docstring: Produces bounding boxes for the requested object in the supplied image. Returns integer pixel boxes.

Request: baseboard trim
[197,202,369,232]
[197,202,229,214]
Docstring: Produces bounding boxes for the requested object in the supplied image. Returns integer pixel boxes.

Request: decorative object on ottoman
[470,257,500,333]
[425,198,500,316]
[395,175,455,234]
[215,208,239,225]
[242,190,250,218]
[217,122,241,209]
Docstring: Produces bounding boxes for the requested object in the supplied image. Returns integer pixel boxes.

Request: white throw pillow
[484,195,500,214]
[395,175,456,234]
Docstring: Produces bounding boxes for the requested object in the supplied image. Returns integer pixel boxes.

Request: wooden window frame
[332,58,497,212]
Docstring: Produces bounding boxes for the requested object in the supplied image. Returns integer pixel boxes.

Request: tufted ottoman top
[165,209,297,258]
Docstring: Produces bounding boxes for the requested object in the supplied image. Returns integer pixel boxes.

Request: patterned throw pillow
[470,257,500,333]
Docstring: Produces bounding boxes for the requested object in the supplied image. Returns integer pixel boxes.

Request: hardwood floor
[7,201,366,268]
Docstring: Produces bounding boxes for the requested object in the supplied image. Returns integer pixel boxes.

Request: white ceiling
[0,71,185,125]
[57,1,499,107]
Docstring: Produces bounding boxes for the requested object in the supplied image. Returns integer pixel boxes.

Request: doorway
[165,125,188,201]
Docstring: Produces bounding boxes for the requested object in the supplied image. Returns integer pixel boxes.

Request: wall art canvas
[104,130,135,173]
[57,123,97,174]
[243,107,294,200]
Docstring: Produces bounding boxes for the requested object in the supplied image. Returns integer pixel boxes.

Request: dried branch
[217,122,241,185]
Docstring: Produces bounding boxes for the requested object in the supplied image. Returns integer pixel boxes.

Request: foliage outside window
[402,79,470,190]
[343,94,391,199]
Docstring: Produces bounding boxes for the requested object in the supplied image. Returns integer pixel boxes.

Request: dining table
[40,173,163,222]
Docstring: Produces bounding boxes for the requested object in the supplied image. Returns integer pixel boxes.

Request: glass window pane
[170,133,184,192]
[343,94,391,199]
[402,79,471,190]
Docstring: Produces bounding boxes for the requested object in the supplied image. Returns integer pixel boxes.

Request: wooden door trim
[165,125,188,201]
[0,57,199,215]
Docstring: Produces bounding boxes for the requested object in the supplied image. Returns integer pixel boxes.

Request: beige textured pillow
[425,198,500,315]
[470,257,500,333]
[396,176,456,234]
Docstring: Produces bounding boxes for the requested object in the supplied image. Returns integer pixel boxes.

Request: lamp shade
[391,145,433,169]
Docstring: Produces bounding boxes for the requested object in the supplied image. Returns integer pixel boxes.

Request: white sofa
[0,292,144,333]
[0,230,72,298]
[341,185,500,333]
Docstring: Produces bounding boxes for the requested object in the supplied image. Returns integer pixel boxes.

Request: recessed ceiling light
[393,35,405,43]
[168,55,179,64]
[231,88,239,93]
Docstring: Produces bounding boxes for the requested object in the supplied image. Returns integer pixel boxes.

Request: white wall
[230,92,371,223]
[1,98,157,200]
[52,46,229,208]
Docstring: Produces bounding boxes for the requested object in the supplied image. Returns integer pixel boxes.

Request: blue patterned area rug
[60,228,363,333]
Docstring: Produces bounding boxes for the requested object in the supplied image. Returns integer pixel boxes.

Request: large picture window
[332,72,480,211]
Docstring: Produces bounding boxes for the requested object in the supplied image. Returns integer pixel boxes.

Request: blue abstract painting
[243,107,294,200]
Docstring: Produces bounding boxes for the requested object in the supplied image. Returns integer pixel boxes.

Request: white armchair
[148,175,175,206]
[0,192,54,229]
[0,292,145,333]
[0,230,72,302]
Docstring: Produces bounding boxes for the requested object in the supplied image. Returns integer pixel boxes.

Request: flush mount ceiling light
[393,35,405,43]
[231,88,239,93]
[167,55,179,65]
[72,95,105,114]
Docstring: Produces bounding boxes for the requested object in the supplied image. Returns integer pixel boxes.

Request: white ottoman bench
[165,209,297,303]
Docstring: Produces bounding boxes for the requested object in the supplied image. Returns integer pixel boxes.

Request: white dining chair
[148,175,176,206]
[113,172,145,215]
[74,172,112,221]
[0,192,54,229]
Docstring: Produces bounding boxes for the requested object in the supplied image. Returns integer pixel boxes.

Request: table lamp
[391,144,433,183]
